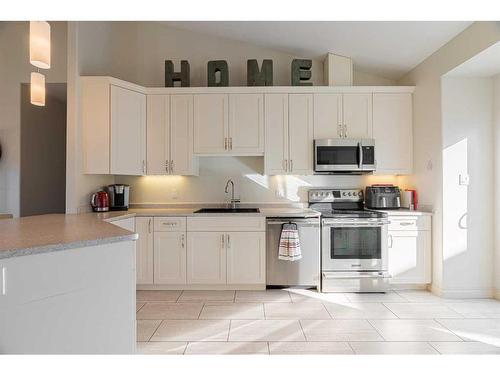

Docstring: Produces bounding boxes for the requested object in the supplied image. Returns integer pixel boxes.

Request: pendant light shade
[31,72,46,106]
[30,21,51,69]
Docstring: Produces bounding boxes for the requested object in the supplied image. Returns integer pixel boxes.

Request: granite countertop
[0,214,138,260]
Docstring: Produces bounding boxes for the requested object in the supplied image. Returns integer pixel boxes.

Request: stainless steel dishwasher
[266,217,320,289]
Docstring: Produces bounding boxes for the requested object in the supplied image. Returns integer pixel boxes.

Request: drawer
[388,216,431,231]
[154,217,187,232]
[187,216,265,232]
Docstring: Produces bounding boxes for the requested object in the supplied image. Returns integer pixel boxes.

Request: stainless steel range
[309,188,391,292]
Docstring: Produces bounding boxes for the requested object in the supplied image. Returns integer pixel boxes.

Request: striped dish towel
[278,223,302,261]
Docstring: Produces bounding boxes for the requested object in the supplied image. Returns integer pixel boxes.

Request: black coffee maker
[106,184,130,211]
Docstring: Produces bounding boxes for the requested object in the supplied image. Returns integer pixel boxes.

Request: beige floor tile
[300,319,382,341]
[229,319,305,341]
[269,341,353,355]
[137,320,161,342]
[136,302,203,319]
[446,300,500,318]
[136,342,187,354]
[287,290,349,303]
[136,290,182,302]
[436,319,500,344]
[430,341,500,354]
[185,341,269,355]
[369,319,461,341]
[151,320,230,342]
[264,302,331,319]
[345,292,406,303]
[200,303,264,319]
[235,290,292,303]
[350,341,439,354]
[395,290,444,303]
[136,302,145,312]
[178,290,235,302]
[384,303,463,319]
[324,302,398,319]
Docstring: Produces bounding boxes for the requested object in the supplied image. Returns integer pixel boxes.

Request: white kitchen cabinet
[228,94,264,155]
[373,93,413,174]
[226,232,266,285]
[387,215,431,285]
[187,232,227,284]
[342,93,372,138]
[110,85,146,175]
[154,231,186,284]
[313,93,342,139]
[193,94,228,154]
[264,93,313,175]
[147,94,198,175]
[135,217,154,284]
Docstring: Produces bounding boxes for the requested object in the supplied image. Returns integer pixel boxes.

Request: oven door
[322,219,388,271]
[314,139,362,173]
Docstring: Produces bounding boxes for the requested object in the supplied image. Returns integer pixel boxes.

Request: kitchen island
[0,214,138,354]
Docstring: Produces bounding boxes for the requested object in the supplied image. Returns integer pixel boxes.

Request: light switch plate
[459,173,470,186]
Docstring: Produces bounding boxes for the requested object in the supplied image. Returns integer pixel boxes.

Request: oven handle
[322,272,390,280]
[322,220,389,227]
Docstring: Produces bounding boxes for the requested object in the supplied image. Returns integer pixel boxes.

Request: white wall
[397,22,500,293]
[494,74,500,296]
[441,77,494,296]
[0,21,67,217]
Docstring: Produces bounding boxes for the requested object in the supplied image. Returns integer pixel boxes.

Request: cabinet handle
[290,159,293,173]
[284,159,288,172]
[165,160,169,173]
[229,137,233,151]
[224,137,228,151]
[221,233,225,249]
[227,234,231,249]
[148,218,152,233]
[142,160,146,174]
[181,234,185,248]
[170,160,174,174]
[344,124,348,138]
[338,124,343,138]
[388,234,393,248]
[399,222,413,226]
[1,267,6,296]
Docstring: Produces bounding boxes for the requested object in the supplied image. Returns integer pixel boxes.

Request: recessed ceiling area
[445,41,500,77]
[165,21,472,79]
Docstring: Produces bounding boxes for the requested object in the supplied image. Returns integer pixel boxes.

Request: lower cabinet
[154,231,186,284]
[226,232,266,284]
[187,232,227,284]
[387,215,431,284]
[135,217,154,284]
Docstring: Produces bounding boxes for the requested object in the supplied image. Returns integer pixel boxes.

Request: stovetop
[316,209,388,219]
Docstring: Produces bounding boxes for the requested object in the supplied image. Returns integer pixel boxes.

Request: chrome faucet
[224,179,240,209]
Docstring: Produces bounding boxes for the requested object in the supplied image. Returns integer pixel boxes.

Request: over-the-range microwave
[314,138,376,174]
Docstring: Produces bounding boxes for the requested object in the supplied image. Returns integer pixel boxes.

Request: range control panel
[308,188,363,203]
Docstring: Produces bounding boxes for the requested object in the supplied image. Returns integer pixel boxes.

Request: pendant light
[29,21,51,69]
[30,72,46,106]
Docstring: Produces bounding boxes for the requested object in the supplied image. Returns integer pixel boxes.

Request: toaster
[365,185,401,209]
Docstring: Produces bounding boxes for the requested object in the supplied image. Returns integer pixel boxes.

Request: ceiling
[165,21,473,80]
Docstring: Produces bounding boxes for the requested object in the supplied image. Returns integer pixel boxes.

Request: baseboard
[389,283,429,291]
[431,285,493,299]
[137,284,266,291]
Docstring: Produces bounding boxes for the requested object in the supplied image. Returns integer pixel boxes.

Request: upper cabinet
[313,93,372,139]
[147,94,198,176]
[264,93,313,175]
[373,93,413,174]
[193,93,264,155]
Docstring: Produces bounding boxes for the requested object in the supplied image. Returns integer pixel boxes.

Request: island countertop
[0,214,138,260]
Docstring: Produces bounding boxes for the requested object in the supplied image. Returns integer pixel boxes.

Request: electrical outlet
[459,174,470,186]
[171,188,179,200]
[275,189,285,199]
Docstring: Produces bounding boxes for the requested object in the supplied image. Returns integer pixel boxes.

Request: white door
[110,85,146,175]
[228,94,264,155]
[193,94,228,154]
[187,232,226,284]
[264,94,289,175]
[226,232,266,284]
[154,231,186,284]
[288,94,314,175]
[373,93,413,174]
[146,95,169,175]
[170,95,198,175]
[135,217,154,284]
[342,93,372,138]
[313,93,342,139]
[388,231,431,284]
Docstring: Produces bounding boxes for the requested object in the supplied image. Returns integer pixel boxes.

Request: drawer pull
[399,222,414,226]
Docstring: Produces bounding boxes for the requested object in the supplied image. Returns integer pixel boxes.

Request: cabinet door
[170,95,198,175]
[226,232,266,285]
[187,232,226,284]
[313,93,342,139]
[110,85,146,175]
[264,94,288,175]
[154,231,186,284]
[288,94,314,175]
[228,94,264,155]
[373,93,413,174]
[388,230,431,284]
[146,95,169,175]
[193,94,228,154]
[342,93,372,138]
[135,217,154,284]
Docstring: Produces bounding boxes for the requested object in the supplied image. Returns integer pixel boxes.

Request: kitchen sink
[194,208,260,214]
